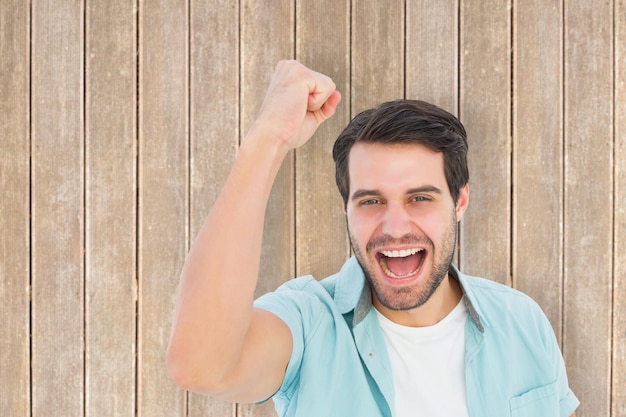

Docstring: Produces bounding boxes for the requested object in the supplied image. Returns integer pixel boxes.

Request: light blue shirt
[254,256,579,417]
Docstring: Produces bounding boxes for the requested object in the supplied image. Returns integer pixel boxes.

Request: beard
[349,212,458,311]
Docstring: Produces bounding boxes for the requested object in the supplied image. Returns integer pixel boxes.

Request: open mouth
[377,248,426,279]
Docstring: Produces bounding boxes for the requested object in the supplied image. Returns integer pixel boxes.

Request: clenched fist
[247,60,342,150]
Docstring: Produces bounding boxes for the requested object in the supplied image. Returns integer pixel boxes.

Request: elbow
[166,342,209,393]
[166,342,231,395]
[166,343,196,391]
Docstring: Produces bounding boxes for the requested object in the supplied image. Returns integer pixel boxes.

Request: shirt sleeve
[254,278,325,402]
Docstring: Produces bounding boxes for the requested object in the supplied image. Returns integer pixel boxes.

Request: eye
[360,198,381,206]
[411,195,431,202]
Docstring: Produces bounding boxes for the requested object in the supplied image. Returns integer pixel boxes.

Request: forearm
[167,128,289,389]
[166,60,340,396]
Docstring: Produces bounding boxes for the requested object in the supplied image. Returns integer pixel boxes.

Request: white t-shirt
[375,298,470,417]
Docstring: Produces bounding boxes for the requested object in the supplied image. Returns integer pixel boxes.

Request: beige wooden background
[1,1,624,416]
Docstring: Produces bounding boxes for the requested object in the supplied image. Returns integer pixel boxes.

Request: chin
[372,272,445,311]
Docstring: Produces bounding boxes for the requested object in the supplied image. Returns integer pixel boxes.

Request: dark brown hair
[332,99,469,205]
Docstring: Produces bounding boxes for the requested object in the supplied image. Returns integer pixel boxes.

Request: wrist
[241,121,292,161]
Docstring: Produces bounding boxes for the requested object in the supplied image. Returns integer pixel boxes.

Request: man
[167,60,579,417]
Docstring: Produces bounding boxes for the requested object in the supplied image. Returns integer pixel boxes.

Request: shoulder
[460,273,563,362]
[459,273,549,329]
[462,274,541,308]
[255,275,326,308]
[261,274,338,300]
[253,274,341,325]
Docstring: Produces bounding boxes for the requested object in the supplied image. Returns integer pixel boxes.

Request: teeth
[380,248,423,258]
[379,257,420,278]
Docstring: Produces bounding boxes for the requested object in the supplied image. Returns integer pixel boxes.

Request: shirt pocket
[509,381,559,417]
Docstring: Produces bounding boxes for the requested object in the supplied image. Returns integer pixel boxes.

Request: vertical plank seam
[456,0,462,265]
[508,0,516,288]
[237,0,243,147]
[454,0,459,117]
[348,0,353,119]
[402,0,406,99]
[559,0,565,351]
[349,0,354,119]
[236,5,241,415]
[82,1,87,415]
[560,0,566,353]
[186,1,191,416]
[503,2,511,288]
[347,0,353,258]
[236,2,242,415]
[291,0,297,280]
[610,1,617,415]
[293,0,298,280]
[134,0,141,415]
[28,1,34,415]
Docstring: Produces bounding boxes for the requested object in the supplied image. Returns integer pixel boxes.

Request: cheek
[347,210,378,244]
[406,205,454,237]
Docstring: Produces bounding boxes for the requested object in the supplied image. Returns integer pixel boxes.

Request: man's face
[345,142,469,318]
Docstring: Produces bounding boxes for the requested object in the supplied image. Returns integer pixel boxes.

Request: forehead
[347,142,447,192]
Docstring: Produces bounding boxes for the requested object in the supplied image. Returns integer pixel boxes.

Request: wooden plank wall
[31,3,84,417]
[0,1,623,416]
[1,1,30,416]
[86,1,137,416]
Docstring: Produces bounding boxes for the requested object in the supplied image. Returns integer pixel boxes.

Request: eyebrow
[350,186,443,202]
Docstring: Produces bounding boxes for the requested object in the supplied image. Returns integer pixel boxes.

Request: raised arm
[166,61,341,403]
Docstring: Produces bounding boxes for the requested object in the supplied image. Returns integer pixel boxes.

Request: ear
[455,184,469,221]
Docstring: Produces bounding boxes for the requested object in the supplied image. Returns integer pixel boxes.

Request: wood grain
[138,1,188,416]
[563,1,613,415]
[187,0,238,415]
[614,0,626,414]
[85,1,137,416]
[295,0,351,280]
[351,0,404,113]
[0,1,30,416]
[512,0,564,341]
[459,0,511,284]
[31,1,84,416]
[405,0,458,113]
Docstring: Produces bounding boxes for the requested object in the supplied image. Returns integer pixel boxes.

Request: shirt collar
[332,256,485,332]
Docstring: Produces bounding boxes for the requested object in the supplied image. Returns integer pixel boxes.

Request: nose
[381,202,413,238]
